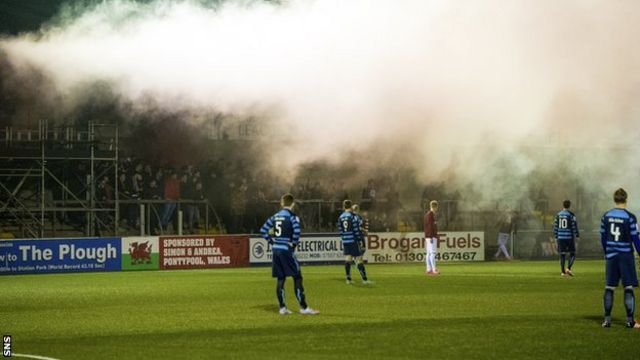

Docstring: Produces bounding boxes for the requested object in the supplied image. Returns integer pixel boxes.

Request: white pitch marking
[12,353,61,360]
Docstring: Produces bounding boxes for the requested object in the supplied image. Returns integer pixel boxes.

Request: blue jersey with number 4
[600,208,640,259]
[260,209,300,251]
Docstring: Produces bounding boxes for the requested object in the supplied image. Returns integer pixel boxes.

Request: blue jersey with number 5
[260,209,300,251]
[600,208,640,259]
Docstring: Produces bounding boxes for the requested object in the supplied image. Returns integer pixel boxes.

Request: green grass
[1,260,639,359]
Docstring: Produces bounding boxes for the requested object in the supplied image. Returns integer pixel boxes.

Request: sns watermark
[3,335,11,357]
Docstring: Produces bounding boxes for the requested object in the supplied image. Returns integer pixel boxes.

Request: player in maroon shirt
[424,200,439,275]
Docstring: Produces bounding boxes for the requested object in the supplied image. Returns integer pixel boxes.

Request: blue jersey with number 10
[260,209,300,252]
[600,208,640,259]
[554,209,579,241]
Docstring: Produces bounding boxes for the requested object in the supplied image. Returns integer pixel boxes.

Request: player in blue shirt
[338,200,371,284]
[600,188,640,328]
[553,200,580,276]
[260,194,319,315]
[352,204,367,253]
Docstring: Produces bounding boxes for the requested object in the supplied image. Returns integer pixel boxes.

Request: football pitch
[1,260,639,359]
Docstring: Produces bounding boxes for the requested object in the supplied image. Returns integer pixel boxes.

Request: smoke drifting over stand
[2,0,640,212]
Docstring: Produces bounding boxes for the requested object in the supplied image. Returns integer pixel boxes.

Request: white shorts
[426,238,437,253]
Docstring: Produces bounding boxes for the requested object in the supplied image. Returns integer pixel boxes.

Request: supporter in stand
[230,179,249,233]
[131,163,145,200]
[181,172,196,234]
[145,179,163,234]
[161,170,180,232]
[96,175,114,233]
[361,179,377,211]
[118,172,136,229]
[192,181,205,231]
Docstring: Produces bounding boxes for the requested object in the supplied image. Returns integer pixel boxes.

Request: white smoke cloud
[2,0,640,209]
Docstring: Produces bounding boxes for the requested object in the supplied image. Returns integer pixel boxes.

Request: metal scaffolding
[0,120,119,238]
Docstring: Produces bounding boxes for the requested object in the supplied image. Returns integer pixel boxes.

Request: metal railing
[115,199,219,236]
[0,198,223,238]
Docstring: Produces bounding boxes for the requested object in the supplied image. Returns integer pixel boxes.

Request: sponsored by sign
[0,238,121,275]
[122,237,159,271]
[159,235,249,269]
[366,232,484,263]
[250,235,346,264]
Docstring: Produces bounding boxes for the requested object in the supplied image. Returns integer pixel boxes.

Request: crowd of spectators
[1,154,457,236]
[93,157,419,234]
[95,158,206,234]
